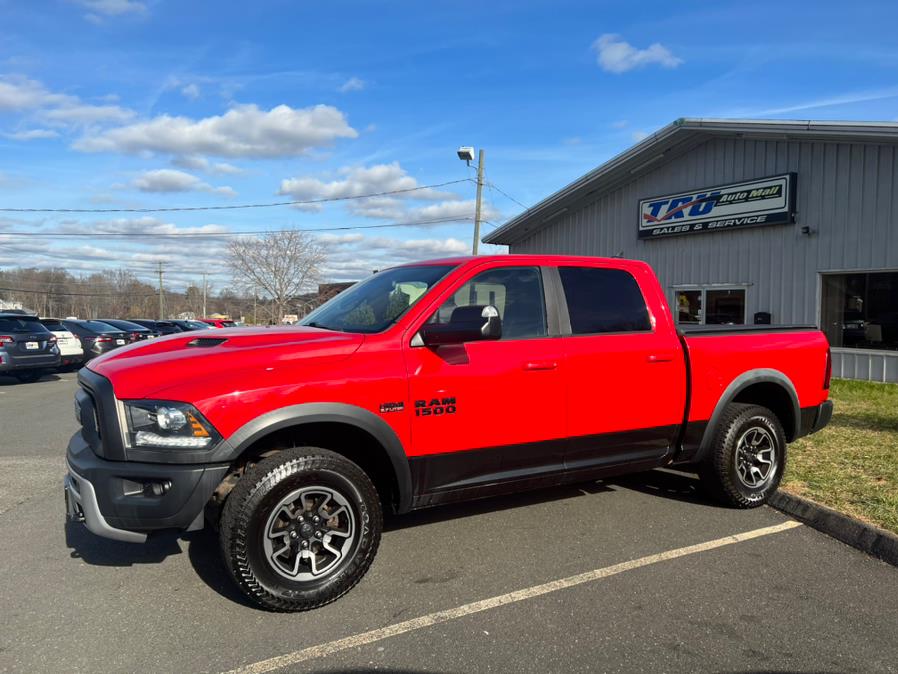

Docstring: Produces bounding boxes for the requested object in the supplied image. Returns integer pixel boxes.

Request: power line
[485,179,530,212]
[0,179,473,214]
[0,215,474,238]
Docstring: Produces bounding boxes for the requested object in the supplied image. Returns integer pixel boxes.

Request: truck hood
[88,326,365,399]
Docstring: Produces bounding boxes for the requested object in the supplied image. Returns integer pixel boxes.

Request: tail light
[48,335,57,344]
[824,346,832,390]
[0,335,12,345]
[95,336,112,343]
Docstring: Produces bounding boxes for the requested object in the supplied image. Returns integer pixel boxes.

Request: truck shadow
[65,469,721,609]
[0,373,62,386]
[608,467,725,507]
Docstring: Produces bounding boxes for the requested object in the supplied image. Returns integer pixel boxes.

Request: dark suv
[129,319,183,335]
[96,319,159,341]
[0,312,61,383]
[62,320,129,361]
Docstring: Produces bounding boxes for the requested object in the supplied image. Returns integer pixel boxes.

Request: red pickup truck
[64,255,832,611]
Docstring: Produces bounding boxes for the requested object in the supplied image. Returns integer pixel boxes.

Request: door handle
[647,354,674,363]
[523,360,558,371]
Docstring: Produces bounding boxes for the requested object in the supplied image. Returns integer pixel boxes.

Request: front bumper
[65,431,229,542]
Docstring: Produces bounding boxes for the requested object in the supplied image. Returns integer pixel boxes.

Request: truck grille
[76,387,101,451]
[75,368,127,460]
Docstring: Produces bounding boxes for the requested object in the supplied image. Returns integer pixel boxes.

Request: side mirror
[416,305,502,346]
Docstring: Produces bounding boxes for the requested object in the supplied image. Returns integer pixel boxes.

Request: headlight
[123,401,220,449]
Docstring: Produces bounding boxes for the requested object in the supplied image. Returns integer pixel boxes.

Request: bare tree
[227,230,325,322]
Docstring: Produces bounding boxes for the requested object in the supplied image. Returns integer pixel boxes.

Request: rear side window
[0,317,49,334]
[41,319,65,331]
[558,267,651,334]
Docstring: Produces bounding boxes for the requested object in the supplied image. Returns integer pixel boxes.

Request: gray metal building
[485,118,898,383]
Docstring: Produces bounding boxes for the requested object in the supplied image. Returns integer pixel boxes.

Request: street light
[457,146,485,255]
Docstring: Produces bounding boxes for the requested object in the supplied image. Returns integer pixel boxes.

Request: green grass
[784,378,898,534]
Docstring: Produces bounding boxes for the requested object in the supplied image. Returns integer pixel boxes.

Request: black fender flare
[695,368,800,463]
[217,403,413,513]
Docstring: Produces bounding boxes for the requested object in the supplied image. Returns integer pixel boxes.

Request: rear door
[554,264,687,472]
[404,264,567,496]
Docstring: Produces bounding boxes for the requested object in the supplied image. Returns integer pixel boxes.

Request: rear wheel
[14,370,43,384]
[699,403,786,508]
[219,447,382,612]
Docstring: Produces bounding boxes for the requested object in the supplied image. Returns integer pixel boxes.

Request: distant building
[485,118,898,383]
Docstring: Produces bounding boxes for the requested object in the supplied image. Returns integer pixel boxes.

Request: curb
[769,490,898,567]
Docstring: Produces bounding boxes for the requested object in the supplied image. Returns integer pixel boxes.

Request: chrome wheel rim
[263,486,356,582]
[734,425,777,488]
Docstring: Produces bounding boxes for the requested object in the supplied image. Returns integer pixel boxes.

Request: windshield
[301,264,456,333]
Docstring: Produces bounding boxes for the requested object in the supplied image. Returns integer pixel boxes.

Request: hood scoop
[186,337,227,348]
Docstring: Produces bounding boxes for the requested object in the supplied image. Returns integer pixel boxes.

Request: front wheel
[219,447,382,612]
[698,403,786,508]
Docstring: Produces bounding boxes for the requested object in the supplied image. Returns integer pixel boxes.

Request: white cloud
[172,156,243,175]
[180,83,201,100]
[339,77,366,93]
[0,76,68,111]
[631,130,649,142]
[42,102,135,125]
[592,34,682,73]
[278,162,456,210]
[72,0,147,17]
[0,75,134,129]
[611,119,629,129]
[4,128,59,140]
[132,169,236,197]
[75,103,358,158]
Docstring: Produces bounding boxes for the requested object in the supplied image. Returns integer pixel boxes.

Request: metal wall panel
[832,349,898,384]
[511,136,898,382]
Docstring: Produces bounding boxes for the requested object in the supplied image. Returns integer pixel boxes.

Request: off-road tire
[698,403,786,509]
[219,447,382,612]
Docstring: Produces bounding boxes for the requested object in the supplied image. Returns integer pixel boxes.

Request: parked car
[97,319,159,342]
[200,318,238,328]
[61,320,129,361]
[128,319,183,335]
[170,319,214,331]
[39,318,84,368]
[64,255,833,611]
[0,311,60,382]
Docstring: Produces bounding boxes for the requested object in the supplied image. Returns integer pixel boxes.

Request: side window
[558,266,652,334]
[429,266,548,340]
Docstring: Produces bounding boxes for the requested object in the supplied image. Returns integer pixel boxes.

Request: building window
[674,287,746,325]
[821,271,898,351]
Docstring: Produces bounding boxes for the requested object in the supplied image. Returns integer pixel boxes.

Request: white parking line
[224,520,802,674]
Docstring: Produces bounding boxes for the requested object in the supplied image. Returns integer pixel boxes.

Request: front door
[404,265,567,497]
[555,264,687,472]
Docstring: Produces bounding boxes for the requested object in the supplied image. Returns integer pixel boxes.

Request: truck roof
[402,254,641,267]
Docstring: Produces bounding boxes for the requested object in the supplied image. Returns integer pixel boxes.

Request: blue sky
[2,0,898,289]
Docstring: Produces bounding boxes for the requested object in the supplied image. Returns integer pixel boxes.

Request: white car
[39,318,84,369]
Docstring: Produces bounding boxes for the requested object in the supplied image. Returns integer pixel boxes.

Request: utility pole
[157,261,164,320]
[201,272,207,319]
[472,149,485,255]
[253,289,257,326]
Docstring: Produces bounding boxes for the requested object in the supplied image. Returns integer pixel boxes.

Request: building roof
[483,117,898,245]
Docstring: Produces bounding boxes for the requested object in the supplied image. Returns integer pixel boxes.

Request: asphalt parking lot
[1,373,897,673]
